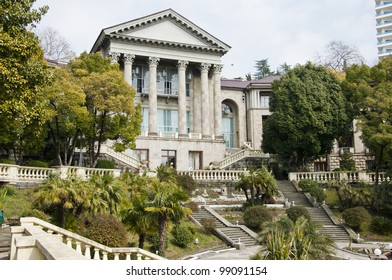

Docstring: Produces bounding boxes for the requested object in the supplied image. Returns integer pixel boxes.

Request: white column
[178,60,188,137]
[200,63,211,138]
[148,57,160,136]
[213,64,223,139]
[108,51,120,64]
[123,54,135,86]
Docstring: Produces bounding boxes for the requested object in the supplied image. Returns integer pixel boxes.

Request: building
[376,0,392,59]
[91,9,371,172]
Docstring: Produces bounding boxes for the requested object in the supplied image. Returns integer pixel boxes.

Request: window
[141,108,149,133]
[158,109,178,132]
[133,149,149,166]
[189,151,202,170]
[162,150,176,168]
[314,161,327,172]
[186,111,191,133]
[132,65,149,93]
[157,67,178,95]
[260,95,269,108]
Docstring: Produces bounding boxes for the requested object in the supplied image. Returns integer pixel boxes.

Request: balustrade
[289,171,391,184]
[178,170,245,181]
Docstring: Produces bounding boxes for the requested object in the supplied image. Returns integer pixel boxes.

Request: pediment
[92,9,230,55]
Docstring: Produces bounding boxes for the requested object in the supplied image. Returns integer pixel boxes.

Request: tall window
[157,67,178,95]
[158,109,178,132]
[189,151,202,170]
[162,150,176,168]
[132,65,149,93]
[141,108,149,133]
[260,95,269,108]
[186,111,191,133]
[222,103,234,148]
[133,149,149,166]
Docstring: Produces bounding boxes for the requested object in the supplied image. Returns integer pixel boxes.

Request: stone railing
[100,143,140,169]
[178,170,246,182]
[217,149,266,169]
[10,217,164,260]
[289,171,392,184]
[0,164,121,184]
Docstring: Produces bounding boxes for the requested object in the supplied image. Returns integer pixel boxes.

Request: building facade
[376,0,392,59]
[92,9,371,172]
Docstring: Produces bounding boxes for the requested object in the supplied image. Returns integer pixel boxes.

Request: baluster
[125,253,131,260]
[84,245,92,259]
[66,237,73,247]
[145,256,151,260]
[47,230,54,234]
[93,248,100,260]
[102,251,108,260]
[136,253,143,260]
[75,241,82,254]
[114,253,120,260]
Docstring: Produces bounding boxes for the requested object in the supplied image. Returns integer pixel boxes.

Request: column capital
[148,57,160,67]
[213,64,223,74]
[124,54,135,64]
[200,62,211,72]
[107,51,120,64]
[177,60,189,70]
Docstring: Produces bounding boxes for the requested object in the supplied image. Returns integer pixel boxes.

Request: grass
[1,186,36,218]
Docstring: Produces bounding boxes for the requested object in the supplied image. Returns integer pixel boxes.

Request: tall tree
[37,27,76,62]
[262,62,349,170]
[70,52,142,167]
[0,0,50,162]
[343,57,392,184]
[253,58,273,79]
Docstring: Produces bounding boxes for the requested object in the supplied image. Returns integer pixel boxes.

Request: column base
[202,135,212,139]
[215,135,224,140]
[178,134,189,139]
[148,132,159,137]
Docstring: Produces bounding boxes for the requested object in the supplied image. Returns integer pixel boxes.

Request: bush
[0,158,15,164]
[176,174,196,195]
[172,223,194,247]
[309,186,326,203]
[96,159,115,169]
[184,201,199,214]
[76,214,129,247]
[23,160,49,168]
[21,209,51,221]
[342,207,372,231]
[298,179,318,192]
[370,216,392,235]
[1,185,17,196]
[200,218,216,234]
[243,206,274,232]
[286,206,310,222]
[298,179,325,203]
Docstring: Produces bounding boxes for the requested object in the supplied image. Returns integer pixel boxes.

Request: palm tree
[34,175,88,228]
[144,179,191,255]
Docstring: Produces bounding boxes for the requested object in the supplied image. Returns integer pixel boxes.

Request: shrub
[76,214,129,247]
[176,174,196,195]
[309,186,326,203]
[185,201,199,214]
[96,159,115,169]
[23,160,48,168]
[21,209,51,221]
[286,206,310,222]
[200,218,216,234]
[342,206,372,231]
[1,185,17,196]
[298,179,325,203]
[298,179,318,192]
[0,158,15,164]
[243,206,274,232]
[172,223,194,247]
[370,216,392,235]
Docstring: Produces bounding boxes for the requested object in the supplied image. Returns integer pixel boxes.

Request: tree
[70,52,142,167]
[316,40,364,72]
[343,57,392,184]
[253,58,273,79]
[262,62,349,170]
[37,27,76,63]
[0,0,50,162]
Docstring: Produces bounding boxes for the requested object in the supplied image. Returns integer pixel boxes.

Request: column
[148,57,160,136]
[200,63,211,138]
[213,64,223,139]
[178,60,188,137]
[123,54,135,86]
[108,51,120,64]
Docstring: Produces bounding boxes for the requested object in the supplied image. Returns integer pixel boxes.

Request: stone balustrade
[0,164,121,184]
[218,149,267,169]
[178,170,246,181]
[289,171,392,184]
[99,144,140,169]
[10,217,164,260]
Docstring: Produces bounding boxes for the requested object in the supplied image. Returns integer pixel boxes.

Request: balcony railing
[288,171,391,184]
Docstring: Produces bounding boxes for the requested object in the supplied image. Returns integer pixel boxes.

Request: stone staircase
[277,180,351,242]
[191,207,257,247]
[0,226,11,260]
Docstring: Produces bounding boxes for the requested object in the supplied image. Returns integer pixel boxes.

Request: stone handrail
[10,217,164,260]
[178,170,246,182]
[288,171,392,184]
[217,149,266,169]
[0,164,121,184]
[100,144,140,169]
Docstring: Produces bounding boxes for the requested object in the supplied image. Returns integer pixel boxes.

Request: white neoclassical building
[91,9,371,172]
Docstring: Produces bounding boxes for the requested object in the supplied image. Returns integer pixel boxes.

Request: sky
[33,0,378,79]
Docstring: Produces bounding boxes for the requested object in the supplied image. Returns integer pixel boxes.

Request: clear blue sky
[34,0,378,79]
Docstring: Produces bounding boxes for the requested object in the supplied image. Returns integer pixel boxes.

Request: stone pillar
[213,64,223,139]
[178,60,188,137]
[108,51,120,64]
[148,57,160,136]
[123,54,135,86]
[200,63,211,138]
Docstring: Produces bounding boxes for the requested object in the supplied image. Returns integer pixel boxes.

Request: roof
[221,76,281,90]
[91,9,231,55]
